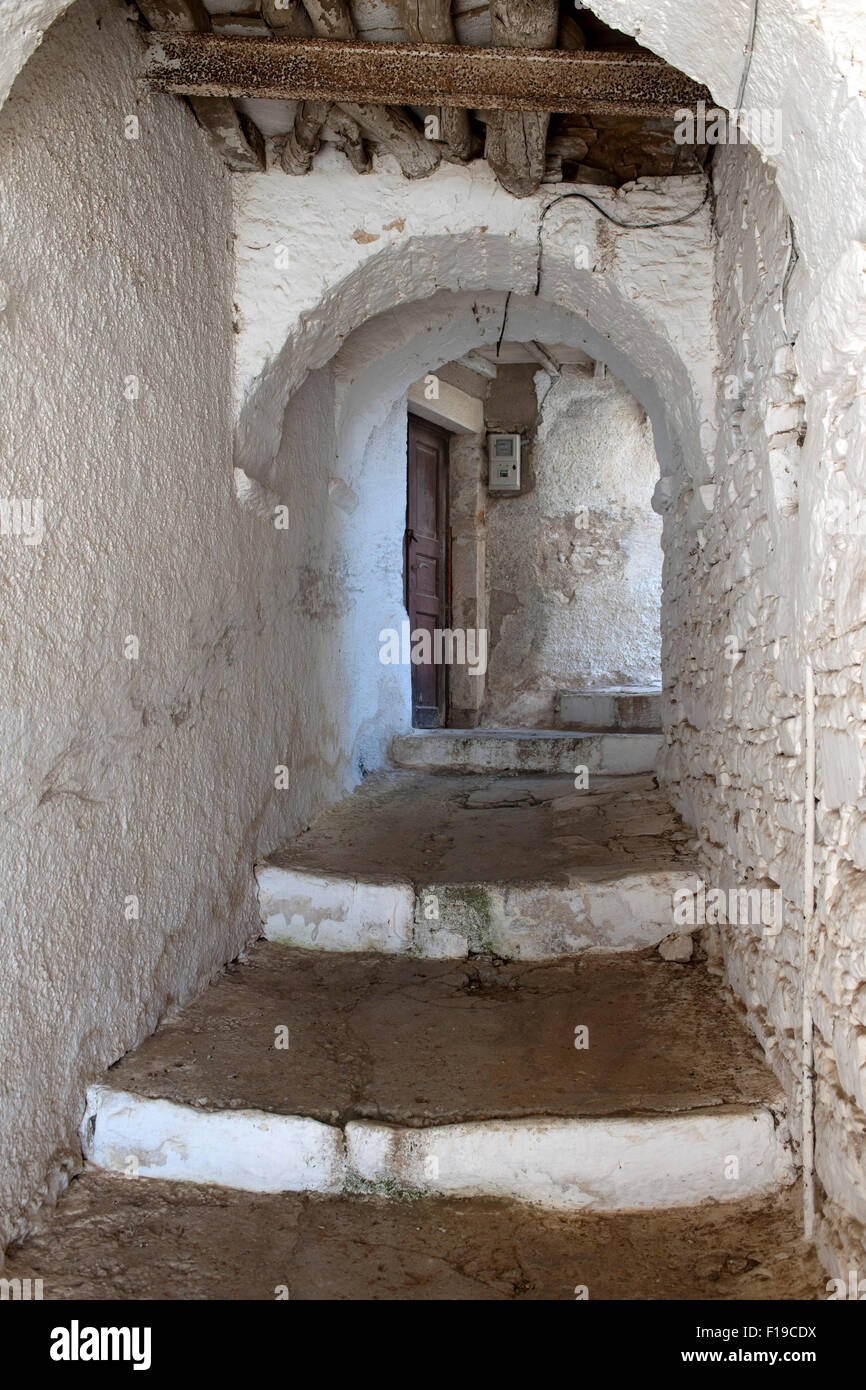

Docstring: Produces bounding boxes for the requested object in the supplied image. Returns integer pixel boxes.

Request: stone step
[556,686,662,733]
[5,1170,824,1300]
[79,941,794,1211]
[390,728,661,775]
[256,770,694,957]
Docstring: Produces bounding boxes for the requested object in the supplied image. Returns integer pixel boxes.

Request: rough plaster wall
[333,392,413,769]
[449,429,488,728]
[0,0,364,1252]
[482,367,662,727]
[263,369,411,777]
[659,141,866,1277]
[0,0,75,112]
[0,0,224,1246]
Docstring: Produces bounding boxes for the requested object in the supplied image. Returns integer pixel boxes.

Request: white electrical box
[488,433,521,492]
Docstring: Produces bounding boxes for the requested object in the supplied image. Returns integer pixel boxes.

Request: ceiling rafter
[136,0,266,170]
[135,0,711,196]
[144,32,709,116]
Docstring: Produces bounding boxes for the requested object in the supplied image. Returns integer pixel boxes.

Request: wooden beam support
[184,95,263,169]
[280,96,331,173]
[261,0,331,177]
[300,0,354,41]
[136,0,265,171]
[337,101,439,178]
[274,0,436,180]
[484,0,558,198]
[260,0,311,34]
[143,33,710,116]
[456,352,498,379]
[137,0,210,32]
[324,107,372,173]
[399,0,473,162]
[524,340,561,377]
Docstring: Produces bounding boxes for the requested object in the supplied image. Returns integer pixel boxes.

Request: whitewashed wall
[233,158,716,492]
[660,139,866,1279]
[482,367,662,726]
[0,0,376,1251]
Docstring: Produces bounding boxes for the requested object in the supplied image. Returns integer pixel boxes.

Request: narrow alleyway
[1,0,865,1324]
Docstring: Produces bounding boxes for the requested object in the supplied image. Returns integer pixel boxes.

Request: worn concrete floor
[4,1173,824,1300]
[263,771,695,885]
[96,942,779,1124]
[9,773,815,1301]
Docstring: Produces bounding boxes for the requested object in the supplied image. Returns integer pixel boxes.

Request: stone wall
[483,364,662,727]
[448,360,662,728]
[659,140,866,1278]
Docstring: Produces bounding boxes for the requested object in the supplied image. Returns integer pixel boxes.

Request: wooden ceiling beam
[285,0,440,180]
[484,0,559,198]
[136,0,265,171]
[398,1,473,162]
[456,352,498,379]
[144,34,710,117]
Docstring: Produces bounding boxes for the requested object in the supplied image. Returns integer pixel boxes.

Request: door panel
[406,416,449,728]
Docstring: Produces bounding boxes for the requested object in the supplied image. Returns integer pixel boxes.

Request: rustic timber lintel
[144,33,710,117]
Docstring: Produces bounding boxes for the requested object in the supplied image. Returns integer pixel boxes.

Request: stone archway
[233,167,716,489]
[325,286,670,733]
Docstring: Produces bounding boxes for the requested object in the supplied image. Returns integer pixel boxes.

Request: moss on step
[343,1171,426,1201]
[439,884,498,955]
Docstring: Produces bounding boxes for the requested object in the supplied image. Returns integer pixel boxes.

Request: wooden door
[405,415,449,728]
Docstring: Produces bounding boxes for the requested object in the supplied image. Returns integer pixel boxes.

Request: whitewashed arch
[233,162,717,491]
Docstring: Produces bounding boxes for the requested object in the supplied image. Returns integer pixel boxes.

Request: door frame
[405,413,451,728]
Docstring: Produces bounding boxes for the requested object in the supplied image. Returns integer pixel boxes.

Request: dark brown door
[405,415,449,728]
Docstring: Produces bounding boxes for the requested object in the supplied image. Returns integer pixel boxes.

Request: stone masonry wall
[448,361,662,729]
[659,140,866,1278]
[482,364,661,727]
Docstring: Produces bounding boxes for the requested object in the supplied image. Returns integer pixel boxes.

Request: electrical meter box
[488,433,521,492]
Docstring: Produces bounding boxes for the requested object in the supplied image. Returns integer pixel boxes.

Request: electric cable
[735,0,759,112]
[780,214,799,344]
[534,184,711,295]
